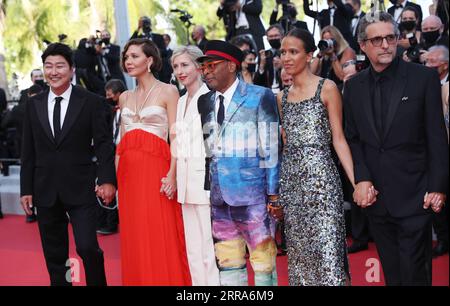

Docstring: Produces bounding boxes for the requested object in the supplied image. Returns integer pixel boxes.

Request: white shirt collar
[48,85,72,103]
[217,77,239,103]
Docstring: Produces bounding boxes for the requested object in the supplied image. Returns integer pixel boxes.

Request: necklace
[133,81,159,122]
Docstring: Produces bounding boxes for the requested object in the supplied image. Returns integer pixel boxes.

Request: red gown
[117,105,191,286]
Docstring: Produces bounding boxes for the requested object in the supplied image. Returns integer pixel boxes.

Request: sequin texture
[280,79,349,286]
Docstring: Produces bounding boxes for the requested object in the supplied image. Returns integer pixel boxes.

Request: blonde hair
[321,25,349,56]
[170,45,204,68]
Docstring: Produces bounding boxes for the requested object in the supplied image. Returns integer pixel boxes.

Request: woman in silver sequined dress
[276,29,367,286]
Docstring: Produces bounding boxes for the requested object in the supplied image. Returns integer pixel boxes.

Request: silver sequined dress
[280,78,348,286]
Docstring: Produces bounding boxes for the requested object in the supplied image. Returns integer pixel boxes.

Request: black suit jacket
[197,91,215,190]
[197,38,208,52]
[217,0,266,51]
[343,60,449,218]
[303,0,353,43]
[388,1,423,27]
[20,85,116,207]
[103,44,126,84]
[269,10,309,33]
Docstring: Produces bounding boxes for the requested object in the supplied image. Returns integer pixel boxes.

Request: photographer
[303,0,354,45]
[270,1,309,33]
[74,37,106,96]
[311,25,356,86]
[398,7,423,63]
[388,0,423,29]
[97,30,127,86]
[217,0,266,51]
[254,24,283,93]
[130,16,172,83]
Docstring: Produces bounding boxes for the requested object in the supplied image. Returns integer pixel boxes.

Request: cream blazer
[176,83,211,205]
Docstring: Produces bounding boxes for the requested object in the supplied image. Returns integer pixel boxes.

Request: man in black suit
[97,30,127,86]
[303,0,353,45]
[192,25,209,52]
[217,0,266,52]
[130,16,172,83]
[346,0,365,54]
[20,43,117,286]
[270,2,309,34]
[344,12,448,286]
[387,0,423,28]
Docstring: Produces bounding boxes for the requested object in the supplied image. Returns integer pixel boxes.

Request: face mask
[422,30,440,44]
[246,63,256,73]
[34,79,45,87]
[268,39,281,50]
[102,38,110,45]
[400,20,416,32]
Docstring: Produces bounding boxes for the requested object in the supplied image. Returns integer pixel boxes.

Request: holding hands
[353,181,379,208]
[95,184,116,205]
[160,173,177,200]
[423,192,446,213]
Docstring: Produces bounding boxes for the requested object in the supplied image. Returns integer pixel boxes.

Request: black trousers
[368,213,432,286]
[351,203,370,244]
[36,198,107,286]
[432,204,449,244]
[96,199,119,230]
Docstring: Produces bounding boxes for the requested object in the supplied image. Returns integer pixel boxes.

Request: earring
[147,63,152,73]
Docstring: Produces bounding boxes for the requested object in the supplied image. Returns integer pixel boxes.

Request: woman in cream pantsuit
[171,46,220,286]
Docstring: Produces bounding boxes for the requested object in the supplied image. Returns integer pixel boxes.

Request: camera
[404,32,422,63]
[170,9,193,24]
[318,39,336,52]
[355,54,368,72]
[142,18,152,34]
[265,49,280,58]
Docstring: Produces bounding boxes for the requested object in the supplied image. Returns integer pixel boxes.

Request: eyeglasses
[364,34,398,47]
[198,60,225,73]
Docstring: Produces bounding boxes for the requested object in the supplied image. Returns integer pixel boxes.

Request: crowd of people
[0,0,448,286]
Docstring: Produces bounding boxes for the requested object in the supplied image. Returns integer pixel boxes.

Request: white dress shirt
[394,1,406,23]
[352,10,363,36]
[215,78,240,122]
[48,85,72,136]
[329,5,337,26]
[235,0,250,29]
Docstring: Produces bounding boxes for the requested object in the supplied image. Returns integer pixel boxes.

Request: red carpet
[0,214,448,286]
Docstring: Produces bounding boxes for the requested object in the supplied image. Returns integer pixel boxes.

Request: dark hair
[41,43,73,67]
[358,11,399,43]
[121,38,162,73]
[266,24,285,37]
[242,49,257,59]
[284,28,317,53]
[105,79,127,94]
[401,6,419,20]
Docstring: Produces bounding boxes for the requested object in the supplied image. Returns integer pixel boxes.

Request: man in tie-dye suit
[197,40,281,286]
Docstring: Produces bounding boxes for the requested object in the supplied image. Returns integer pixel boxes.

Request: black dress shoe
[96,227,118,235]
[432,241,449,258]
[347,242,369,254]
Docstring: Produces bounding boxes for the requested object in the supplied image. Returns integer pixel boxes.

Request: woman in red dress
[116,38,191,285]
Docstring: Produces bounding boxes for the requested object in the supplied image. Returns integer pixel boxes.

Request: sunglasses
[198,60,226,73]
[364,34,398,47]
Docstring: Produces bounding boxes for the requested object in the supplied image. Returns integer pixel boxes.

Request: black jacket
[20,86,116,207]
[101,44,126,84]
[269,9,309,33]
[303,0,353,44]
[387,1,423,29]
[343,60,448,218]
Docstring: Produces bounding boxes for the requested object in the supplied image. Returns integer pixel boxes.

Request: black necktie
[53,97,63,141]
[217,95,225,126]
[373,77,383,136]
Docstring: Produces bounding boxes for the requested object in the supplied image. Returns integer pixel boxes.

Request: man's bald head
[422,15,444,33]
